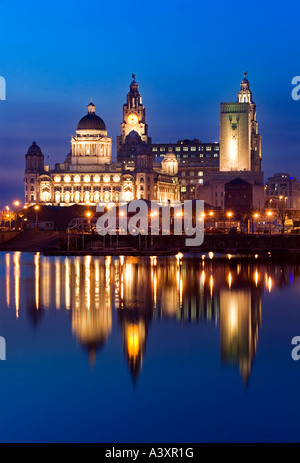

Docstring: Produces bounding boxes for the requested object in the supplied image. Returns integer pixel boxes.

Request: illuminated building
[196,73,265,211]
[24,73,264,214]
[24,77,179,206]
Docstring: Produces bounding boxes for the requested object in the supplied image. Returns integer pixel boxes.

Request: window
[160,147,165,152]
[30,178,34,183]
[181,172,186,177]
[198,179,203,184]
[198,171,203,176]
[181,187,186,192]
[206,146,212,151]
[30,186,34,191]
[189,171,194,176]
[183,147,188,151]
[175,147,181,152]
[214,153,218,158]
[191,147,196,151]
[152,147,158,152]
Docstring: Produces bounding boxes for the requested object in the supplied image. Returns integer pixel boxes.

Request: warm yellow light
[208,251,214,259]
[209,211,214,217]
[267,211,272,217]
[227,212,233,218]
[14,201,20,207]
[34,205,40,211]
[127,324,140,358]
[86,211,92,218]
[279,195,283,200]
[253,213,259,219]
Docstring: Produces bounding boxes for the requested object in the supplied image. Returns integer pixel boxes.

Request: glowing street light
[267,210,273,234]
[34,205,40,228]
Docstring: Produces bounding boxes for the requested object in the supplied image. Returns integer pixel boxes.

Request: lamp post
[86,211,92,232]
[227,211,233,232]
[253,213,259,234]
[267,210,273,234]
[14,201,20,230]
[34,205,40,229]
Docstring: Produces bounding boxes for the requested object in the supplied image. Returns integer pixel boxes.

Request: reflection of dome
[77,100,106,131]
[26,141,43,157]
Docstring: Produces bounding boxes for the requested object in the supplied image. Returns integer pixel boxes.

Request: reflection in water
[3,253,300,384]
[13,252,20,319]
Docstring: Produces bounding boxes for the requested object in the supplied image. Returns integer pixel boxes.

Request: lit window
[198,171,203,176]
[175,147,181,152]
[191,147,196,151]
[181,187,186,192]
[198,179,203,184]
[183,147,188,151]
[214,153,218,158]
[152,147,158,152]
[206,146,212,151]
[160,147,165,152]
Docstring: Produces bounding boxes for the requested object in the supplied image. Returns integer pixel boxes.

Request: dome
[77,100,106,131]
[26,141,43,157]
[77,113,106,131]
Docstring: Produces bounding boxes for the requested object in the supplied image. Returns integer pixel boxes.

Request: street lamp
[227,211,233,231]
[86,211,92,232]
[34,205,40,229]
[267,210,273,234]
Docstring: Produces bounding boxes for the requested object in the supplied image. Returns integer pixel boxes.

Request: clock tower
[117,75,151,163]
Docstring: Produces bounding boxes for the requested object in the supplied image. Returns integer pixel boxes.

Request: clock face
[127,114,139,126]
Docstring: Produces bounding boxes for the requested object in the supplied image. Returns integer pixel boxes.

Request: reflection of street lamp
[34,205,40,228]
[267,210,273,234]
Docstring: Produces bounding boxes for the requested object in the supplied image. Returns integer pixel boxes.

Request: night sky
[0,0,300,208]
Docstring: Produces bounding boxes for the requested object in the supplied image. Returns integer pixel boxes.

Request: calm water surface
[0,251,300,443]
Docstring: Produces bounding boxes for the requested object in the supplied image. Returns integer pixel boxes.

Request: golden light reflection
[209,252,214,260]
[5,253,10,308]
[13,252,20,319]
[84,255,91,311]
[210,274,214,297]
[65,258,71,310]
[228,272,232,289]
[127,324,140,358]
[254,269,259,287]
[268,276,272,293]
[34,252,40,311]
[55,257,60,309]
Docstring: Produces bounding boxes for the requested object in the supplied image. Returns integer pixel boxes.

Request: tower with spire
[220,72,262,172]
[117,74,151,164]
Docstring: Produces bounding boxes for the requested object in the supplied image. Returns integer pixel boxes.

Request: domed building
[24,81,180,207]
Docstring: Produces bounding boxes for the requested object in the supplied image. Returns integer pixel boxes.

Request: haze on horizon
[0,0,300,208]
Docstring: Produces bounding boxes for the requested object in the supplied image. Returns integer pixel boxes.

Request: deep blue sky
[1,0,300,208]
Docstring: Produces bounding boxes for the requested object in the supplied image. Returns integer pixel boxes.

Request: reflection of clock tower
[117,74,151,163]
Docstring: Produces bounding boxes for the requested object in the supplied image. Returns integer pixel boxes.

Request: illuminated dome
[77,100,106,131]
[26,141,43,157]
